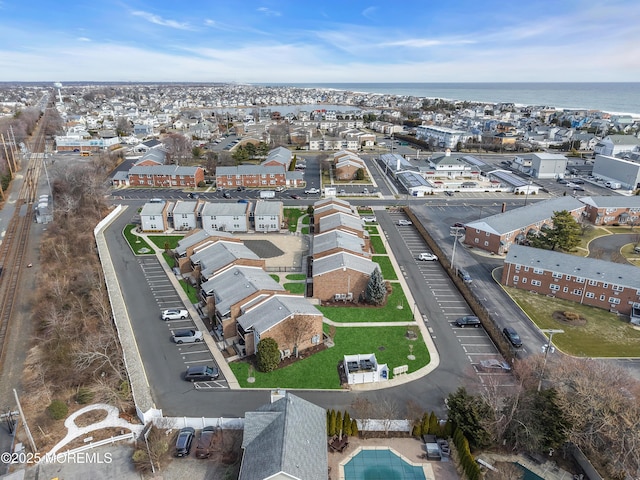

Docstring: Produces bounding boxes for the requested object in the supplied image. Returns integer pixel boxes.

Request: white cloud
[77,37,91,42]
[257,7,281,17]
[381,38,476,48]
[131,10,194,30]
[361,7,378,20]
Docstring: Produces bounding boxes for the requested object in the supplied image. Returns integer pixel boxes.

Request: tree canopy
[526,210,582,252]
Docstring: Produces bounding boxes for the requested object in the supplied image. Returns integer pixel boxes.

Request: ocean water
[274,83,640,116]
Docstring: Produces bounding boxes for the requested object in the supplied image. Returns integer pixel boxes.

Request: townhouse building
[332,150,366,180]
[173,229,240,273]
[312,198,359,232]
[200,202,251,233]
[139,201,169,232]
[215,165,287,189]
[190,240,263,282]
[128,165,204,188]
[236,294,324,357]
[502,245,640,317]
[312,229,370,260]
[253,200,283,233]
[464,197,585,255]
[200,265,286,339]
[579,195,640,225]
[318,211,368,237]
[169,200,199,231]
[415,125,471,149]
[594,135,640,157]
[261,146,293,170]
[312,251,380,302]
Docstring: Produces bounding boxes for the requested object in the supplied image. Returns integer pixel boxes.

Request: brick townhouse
[464,197,585,255]
[580,195,640,226]
[128,165,204,188]
[215,165,287,189]
[502,245,640,316]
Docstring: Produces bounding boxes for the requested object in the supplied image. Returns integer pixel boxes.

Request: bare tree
[280,317,316,357]
[375,397,399,437]
[350,397,374,438]
[162,133,192,165]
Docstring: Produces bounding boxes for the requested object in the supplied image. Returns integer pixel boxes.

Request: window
[609,297,621,305]
[524,266,530,272]
[149,215,156,220]
[522,277,527,284]
[563,287,569,293]
[612,285,624,292]
[599,294,606,301]
[602,283,608,289]
[311,334,320,345]
[588,279,598,286]
[515,265,521,271]
[484,241,489,247]
[512,275,519,282]
[531,280,542,286]
[474,238,479,244]
[533,268,543,275]
[552,272,562,279]
[585,292,595,298]
[565,274,572,280]
[549,284,560,291]
[572,289,582,296]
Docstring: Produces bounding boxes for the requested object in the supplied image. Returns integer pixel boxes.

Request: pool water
[343,448,427,480]
[516,463,545,480]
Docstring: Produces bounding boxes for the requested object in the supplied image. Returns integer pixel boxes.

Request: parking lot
[386,210,514,386]
[137,256,228,390]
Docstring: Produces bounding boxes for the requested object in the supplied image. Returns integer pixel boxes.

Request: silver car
[162,308,189,320]
[172,329,204,344]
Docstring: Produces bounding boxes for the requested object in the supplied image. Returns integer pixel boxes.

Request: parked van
[605,181,621,189]
[457,268,472,284]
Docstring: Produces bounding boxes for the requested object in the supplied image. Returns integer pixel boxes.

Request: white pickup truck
[304,187,320,194]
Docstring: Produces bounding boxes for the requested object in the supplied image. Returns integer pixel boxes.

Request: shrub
[75,386,94,404]
[47,399,68,420]
[256,338,280,372]
[564,311,581,322]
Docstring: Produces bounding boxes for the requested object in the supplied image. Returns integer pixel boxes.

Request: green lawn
[284,208,305,232]
[123,225,155,255]
[286,273,306,281]
[373,256,398,280]
[148,235,184,250]
[506,287,640,357]
[301,227,310,234]
[229,325,430,388]
[302,215,310,225]
[365,225,379,234]
[284,283,306,294]
[318,284,413,323]
[179,279,199,304]
[163,252,175,269]
[369,236,387,254]
[270,274,280,282]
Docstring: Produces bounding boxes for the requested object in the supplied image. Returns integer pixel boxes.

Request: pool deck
[478,453,576,480]
[328,437,461,480]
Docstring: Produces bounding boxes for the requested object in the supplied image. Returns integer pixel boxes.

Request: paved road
[587,233,638,261]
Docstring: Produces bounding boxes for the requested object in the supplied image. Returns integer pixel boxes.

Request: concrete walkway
[46,403,144,457]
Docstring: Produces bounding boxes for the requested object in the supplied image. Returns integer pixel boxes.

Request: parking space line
[183,359,213,364]
[177,349,210,354]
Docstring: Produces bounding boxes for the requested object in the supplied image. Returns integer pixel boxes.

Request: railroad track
[0,109,49,367]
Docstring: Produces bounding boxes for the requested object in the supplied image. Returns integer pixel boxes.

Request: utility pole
[538,329,564,392]
[450,226,463,273]
[13,389,37,453]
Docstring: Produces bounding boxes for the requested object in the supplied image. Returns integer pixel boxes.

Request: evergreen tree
[350,419,359,437]
[336,411,343,436]
[528,210,582,252]
[446,388,493,449]
[428,412,439,435]
[364,267,386,305]
[343,412,351,435]
[256,338,280,372]
[328,410,337,436]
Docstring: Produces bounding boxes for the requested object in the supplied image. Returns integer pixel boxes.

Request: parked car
[572,179,585,184]
[184,365,220,382]
[171,329,204,344]
[304,187,319,194]
[195,426,220,459]
[362,216,377,223]
[572,186,585,191]
[290,194,301,199]
[455,315,481,328]
[457,268,472,284]
[417,252,438,261]
[503,327,523,348]
[275,186,284,192]
[557,178,568,184]
[398,219,412,226]
[479,359,512,372]
[444,191,454,196]
[452,222,465,228]
[161,308,188,320]
[223,192,231,199]
[175,427,195,457]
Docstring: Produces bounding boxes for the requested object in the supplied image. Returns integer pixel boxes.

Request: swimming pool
[341,447,428,480]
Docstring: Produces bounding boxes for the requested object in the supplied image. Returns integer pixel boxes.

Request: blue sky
[1,0,639,82]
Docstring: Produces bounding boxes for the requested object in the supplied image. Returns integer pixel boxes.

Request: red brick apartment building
[464,197,585,255]
[215,165,287,189]
[580,195,640,225]
[128,165,204,187]
[502,245,640,316]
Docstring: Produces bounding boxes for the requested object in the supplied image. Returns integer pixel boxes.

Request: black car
[175,427,195,457]
[503,327,523,348]
[455,315,481,328]
[444,191,454,196]
[223,192,231,199]
[184,365,220,382]
[572,179,585,184]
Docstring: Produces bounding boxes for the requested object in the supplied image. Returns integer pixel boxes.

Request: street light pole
[537,329,564,392]
[524,181,533,206]
[450,227,462,273]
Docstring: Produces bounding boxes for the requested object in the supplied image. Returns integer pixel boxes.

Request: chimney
[502,202,507,213]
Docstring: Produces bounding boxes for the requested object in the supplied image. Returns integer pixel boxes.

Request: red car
[290,194,301,199]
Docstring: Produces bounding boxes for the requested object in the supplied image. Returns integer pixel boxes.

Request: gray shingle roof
[505,245,640,290]
[172,200,198,215]
[192,241,260,278]
[254,200,283,216]
[465,197,584,236]
[319,212,364,234]
[129,164,201,176]
[200,266,284,316]
[239,393,327,480]
[313,230,365,256]
[140,202,165,216]
[313,251,379,277]
[174,229,234,256]
[579,195,640,209]
[201,202,249,217]
[216,165,285,176]
[237,295,323,335]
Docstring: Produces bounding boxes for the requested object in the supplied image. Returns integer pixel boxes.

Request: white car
[418,252,438,261]
[161,308,189,320]
[398,219,412,226]
[362,216,377,223]
[304,187,319,194]
[172,329,204,344]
